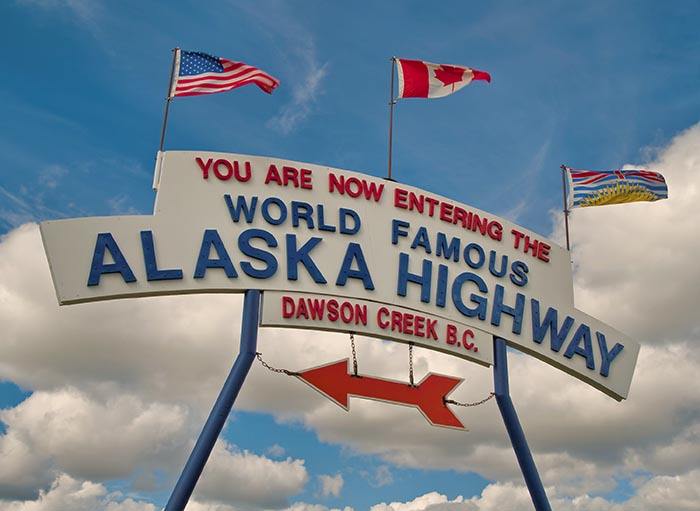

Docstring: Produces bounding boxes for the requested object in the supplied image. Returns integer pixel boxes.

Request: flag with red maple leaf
[396,58,490,99]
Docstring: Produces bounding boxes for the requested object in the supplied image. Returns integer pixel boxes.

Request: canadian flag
[396,58,491,99]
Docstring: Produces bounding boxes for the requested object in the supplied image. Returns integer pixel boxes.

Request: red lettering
[439,202,453,222]
[300,168,313,189]
[340,302,354,323]
[195,157,212,179]
[414,315,425,338]
[234,161,252,182]
[308,299,325,320]
[391,310,402,332]
[213,159,233,180]
[402,312,414,335]
[327,173,382,200]
[327,299,339,322]
[282,296,294,318]
[295,298,309,319]
[265,164,282,185]
[377,307,389,329]
[538,242,551,262]
[453,206,468,227]
[394,188,408,209]
[446,324,458,344]
[426,319,438,340]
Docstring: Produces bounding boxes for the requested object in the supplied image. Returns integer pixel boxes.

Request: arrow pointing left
[296,359,466,430]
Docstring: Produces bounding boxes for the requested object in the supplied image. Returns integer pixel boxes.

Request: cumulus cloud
[0,388,189,499]
[1,473,156,511]
[566,123,700,343]
[316,474,343,499]
[193,441,308,509]
[1,122,700,508]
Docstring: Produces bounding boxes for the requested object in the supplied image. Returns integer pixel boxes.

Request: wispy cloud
[237,1,330,135]
[316,473,343,499]
[268,60,329,135]
[17,0,101,30]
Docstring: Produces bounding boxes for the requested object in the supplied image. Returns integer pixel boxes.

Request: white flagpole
[154,48,179,190]
[561,165,571,251]
[387,57,397,181]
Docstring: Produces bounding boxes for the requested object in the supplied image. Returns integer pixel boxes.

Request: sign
[40,151,640,400]
[261,291,492,366]
[297,359,466,429]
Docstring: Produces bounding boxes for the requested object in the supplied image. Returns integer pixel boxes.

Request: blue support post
[165,289,261,511]
[493,337,552,511]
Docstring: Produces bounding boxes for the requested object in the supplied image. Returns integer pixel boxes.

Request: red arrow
[296,359,466,429]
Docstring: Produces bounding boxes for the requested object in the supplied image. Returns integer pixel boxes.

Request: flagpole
[153,48,179,190]
[561,165,571,251]
[158,48,179,153]
[387,56,396,181]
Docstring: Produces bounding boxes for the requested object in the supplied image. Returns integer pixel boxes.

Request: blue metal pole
[493,337,552,511]
[165,289,261,511]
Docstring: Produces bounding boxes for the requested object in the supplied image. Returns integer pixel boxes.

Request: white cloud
[193,441,308,508]
[567,123,700,342]
[0,387,189,498]
[235,2,329,134]
[1,473,156,511]
[2,122,700,508]
[267,444,287,458]
[316,474,343,499]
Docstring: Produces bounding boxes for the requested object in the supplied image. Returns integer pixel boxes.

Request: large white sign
[40,151,639,400]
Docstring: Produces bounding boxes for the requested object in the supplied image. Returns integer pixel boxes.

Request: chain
[350,332,358,376]
[255,352,299,377]
[444,392,496,407]
[408,343,415,386]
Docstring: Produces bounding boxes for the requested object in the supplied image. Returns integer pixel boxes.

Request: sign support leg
[165,289,261,511]
[493,337,552,511]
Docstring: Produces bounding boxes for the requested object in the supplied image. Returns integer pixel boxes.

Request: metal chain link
[444,392,496,407]
[255,352,299,377]
[408,343,415,386]
[350,332,358,376]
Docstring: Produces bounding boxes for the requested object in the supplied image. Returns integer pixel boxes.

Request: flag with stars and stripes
[170,49,279,98]
[566,167,668,208]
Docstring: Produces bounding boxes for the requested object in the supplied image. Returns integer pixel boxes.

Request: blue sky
[2,1,700,510]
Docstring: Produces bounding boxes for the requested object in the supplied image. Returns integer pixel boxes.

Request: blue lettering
[397,253,432,303]
[488,251,507,278]
[336,243,374,290]
[410,226,432,253]
[87,233,136,286]
[141,231,183,281]
[510,260,529,287]
[435,232,460,262]
[317,205,336,232]
[339,208,361,235]
[491,284,524,334]
[391,219,410,244]
[531,299,575,352]
[291,201,315,229]
[451,272,488,320]
[194,229,237,278]
[261,197,287,225]
[286,234,327,283]
[463,243,485,269]
[564,324,595,370]
[224,194,257,223]
[238,229,278,279]
[436,264,449,307]
[597,332,624,377]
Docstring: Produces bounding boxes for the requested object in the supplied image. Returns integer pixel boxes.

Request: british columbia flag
[566,168,668,208]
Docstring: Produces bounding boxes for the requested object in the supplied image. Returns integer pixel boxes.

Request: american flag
[170,50,280,98]
[567,168,668,208]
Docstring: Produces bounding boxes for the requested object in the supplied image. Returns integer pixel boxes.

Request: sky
[1,1,700,510]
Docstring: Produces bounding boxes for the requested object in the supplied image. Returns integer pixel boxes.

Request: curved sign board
[40,151,639,400]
